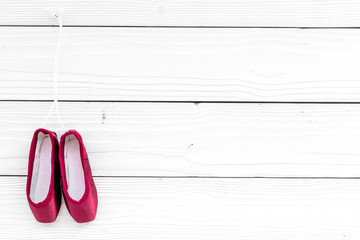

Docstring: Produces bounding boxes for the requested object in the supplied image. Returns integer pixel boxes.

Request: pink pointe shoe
[26,128,61,223]
[59,130,98,223]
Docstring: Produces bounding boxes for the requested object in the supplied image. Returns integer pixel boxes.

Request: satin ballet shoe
[26,128,61,223]
[59,130,98,223]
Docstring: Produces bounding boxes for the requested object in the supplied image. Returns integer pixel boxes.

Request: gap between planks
[3,25,360,29]
[4,175,360,179]
[3,100,360,104]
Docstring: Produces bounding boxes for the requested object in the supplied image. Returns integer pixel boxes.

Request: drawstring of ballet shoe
[42,9,68,132]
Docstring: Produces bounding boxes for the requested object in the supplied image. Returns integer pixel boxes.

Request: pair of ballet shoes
[26,128,98,223]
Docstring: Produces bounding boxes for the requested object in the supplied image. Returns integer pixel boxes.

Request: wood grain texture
[2,101,360,177]
[2,177,360,239]
[1,27,360,102]
[1,0,360,27]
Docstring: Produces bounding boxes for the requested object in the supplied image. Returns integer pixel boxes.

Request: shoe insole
[65,135,85,201]
[30,134,52,203]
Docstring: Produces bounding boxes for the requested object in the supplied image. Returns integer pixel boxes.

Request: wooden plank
[2,177,360,239]
[2,101,360,177]
[2,27,360,102]
[1,0,360,27]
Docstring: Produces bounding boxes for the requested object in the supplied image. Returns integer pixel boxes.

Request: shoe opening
[29,132,52,203]
[64,134,86,201]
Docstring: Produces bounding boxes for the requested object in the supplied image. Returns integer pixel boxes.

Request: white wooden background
[2,1,360,239]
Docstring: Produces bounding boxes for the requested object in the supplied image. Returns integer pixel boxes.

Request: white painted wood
[2,177,360,239]
[1,0,360,27]
[2,101,360,177]
[2,28,360,102]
